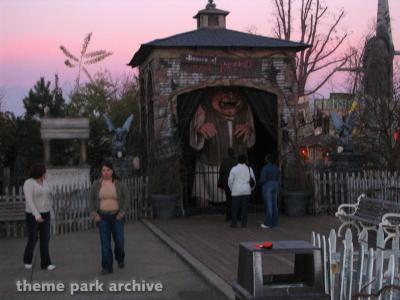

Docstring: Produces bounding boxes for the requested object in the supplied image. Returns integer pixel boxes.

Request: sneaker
[260,224,270,229]
[46,265,56,271]
[24,264,32,269]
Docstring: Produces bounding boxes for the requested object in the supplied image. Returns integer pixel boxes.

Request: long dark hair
[237,154,247,164]
[29,163,46,179]
[265,153,278,164]
[101,160,119,181]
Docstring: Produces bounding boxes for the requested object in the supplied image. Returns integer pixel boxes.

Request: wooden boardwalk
[152,213,341,284]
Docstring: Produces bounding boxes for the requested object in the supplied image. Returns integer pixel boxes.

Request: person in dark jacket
[90,161,129,275]
[218,148,237,221]
[259,154,281,228]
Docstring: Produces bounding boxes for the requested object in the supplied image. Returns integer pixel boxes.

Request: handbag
[248,167,255,188]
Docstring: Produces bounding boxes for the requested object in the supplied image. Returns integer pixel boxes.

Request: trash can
[232,240,329,300]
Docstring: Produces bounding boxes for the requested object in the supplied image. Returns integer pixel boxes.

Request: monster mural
[190,88,255,203]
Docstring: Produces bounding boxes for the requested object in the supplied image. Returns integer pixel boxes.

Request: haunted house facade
[129,1,308,208]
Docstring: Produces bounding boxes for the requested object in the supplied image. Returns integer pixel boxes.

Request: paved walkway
[0,222,228,300]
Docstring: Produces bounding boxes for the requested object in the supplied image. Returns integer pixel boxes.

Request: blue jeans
[262,181,279,227]
[97,212,125,272]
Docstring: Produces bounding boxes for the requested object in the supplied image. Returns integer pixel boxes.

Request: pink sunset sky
[0,0,399,114]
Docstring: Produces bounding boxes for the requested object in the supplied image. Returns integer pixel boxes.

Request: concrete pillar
[80,139,87,164]
[43,139,51,165]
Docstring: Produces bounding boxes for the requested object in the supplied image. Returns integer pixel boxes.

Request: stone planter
[150,194,179,219]
[282,191,312,217]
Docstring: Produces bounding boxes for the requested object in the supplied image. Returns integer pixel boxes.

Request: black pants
[23,212,52,269]
[231,195,249,227]
[224,187,232,220]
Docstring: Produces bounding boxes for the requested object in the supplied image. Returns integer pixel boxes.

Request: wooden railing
[312,170,400,215]
[0,176,148,238]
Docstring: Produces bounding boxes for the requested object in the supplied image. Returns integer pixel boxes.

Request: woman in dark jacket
[90,161,129,274]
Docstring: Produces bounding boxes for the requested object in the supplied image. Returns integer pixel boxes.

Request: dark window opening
[208,16,219,27]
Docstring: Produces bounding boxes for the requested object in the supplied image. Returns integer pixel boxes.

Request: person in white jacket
[228,154,255,228]
[23,163,56,271]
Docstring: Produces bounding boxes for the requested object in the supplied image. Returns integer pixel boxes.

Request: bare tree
[340,31,374,95]
[352,63,400,170]
[271,0,349,96]
[245,25,259,35]
[60,32,112,90]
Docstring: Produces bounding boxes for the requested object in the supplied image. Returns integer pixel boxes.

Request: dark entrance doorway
[177,86,278,215]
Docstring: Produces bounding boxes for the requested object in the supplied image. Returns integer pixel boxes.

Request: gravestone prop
[103,114,134,178]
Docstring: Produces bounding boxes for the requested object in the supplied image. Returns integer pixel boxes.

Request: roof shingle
[129,28,309,67]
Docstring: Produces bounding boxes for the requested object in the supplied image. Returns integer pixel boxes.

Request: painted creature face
[211,90,244,117]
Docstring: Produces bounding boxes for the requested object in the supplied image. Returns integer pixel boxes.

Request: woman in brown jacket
[90,161,129,275]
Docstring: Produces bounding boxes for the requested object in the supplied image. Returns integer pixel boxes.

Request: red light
[300,147,309,160]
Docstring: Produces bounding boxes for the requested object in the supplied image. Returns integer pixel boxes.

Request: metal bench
[0,202,26,238]
[335,194,400,246]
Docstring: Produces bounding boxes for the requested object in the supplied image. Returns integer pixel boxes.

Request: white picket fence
[312,227,400,300]
[313,170,400,215]
[0,177,148,238]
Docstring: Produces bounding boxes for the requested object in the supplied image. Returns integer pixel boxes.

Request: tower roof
[193,0,230,29]
[193,0,229,19]
[129,28,309,67]
[128,0,309,67]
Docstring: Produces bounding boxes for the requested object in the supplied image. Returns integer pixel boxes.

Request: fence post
[375,247,384,300]
[387,255,395,300]
[339,229,354,300]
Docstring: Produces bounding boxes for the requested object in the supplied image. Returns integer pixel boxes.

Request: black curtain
[240,87,277,144]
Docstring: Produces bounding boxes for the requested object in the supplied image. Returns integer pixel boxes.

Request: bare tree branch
[271,0,349,96]
[310,56,348,73]
[304,58,348,96]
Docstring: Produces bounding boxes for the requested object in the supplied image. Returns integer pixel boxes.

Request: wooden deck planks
[152,213,340,284]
